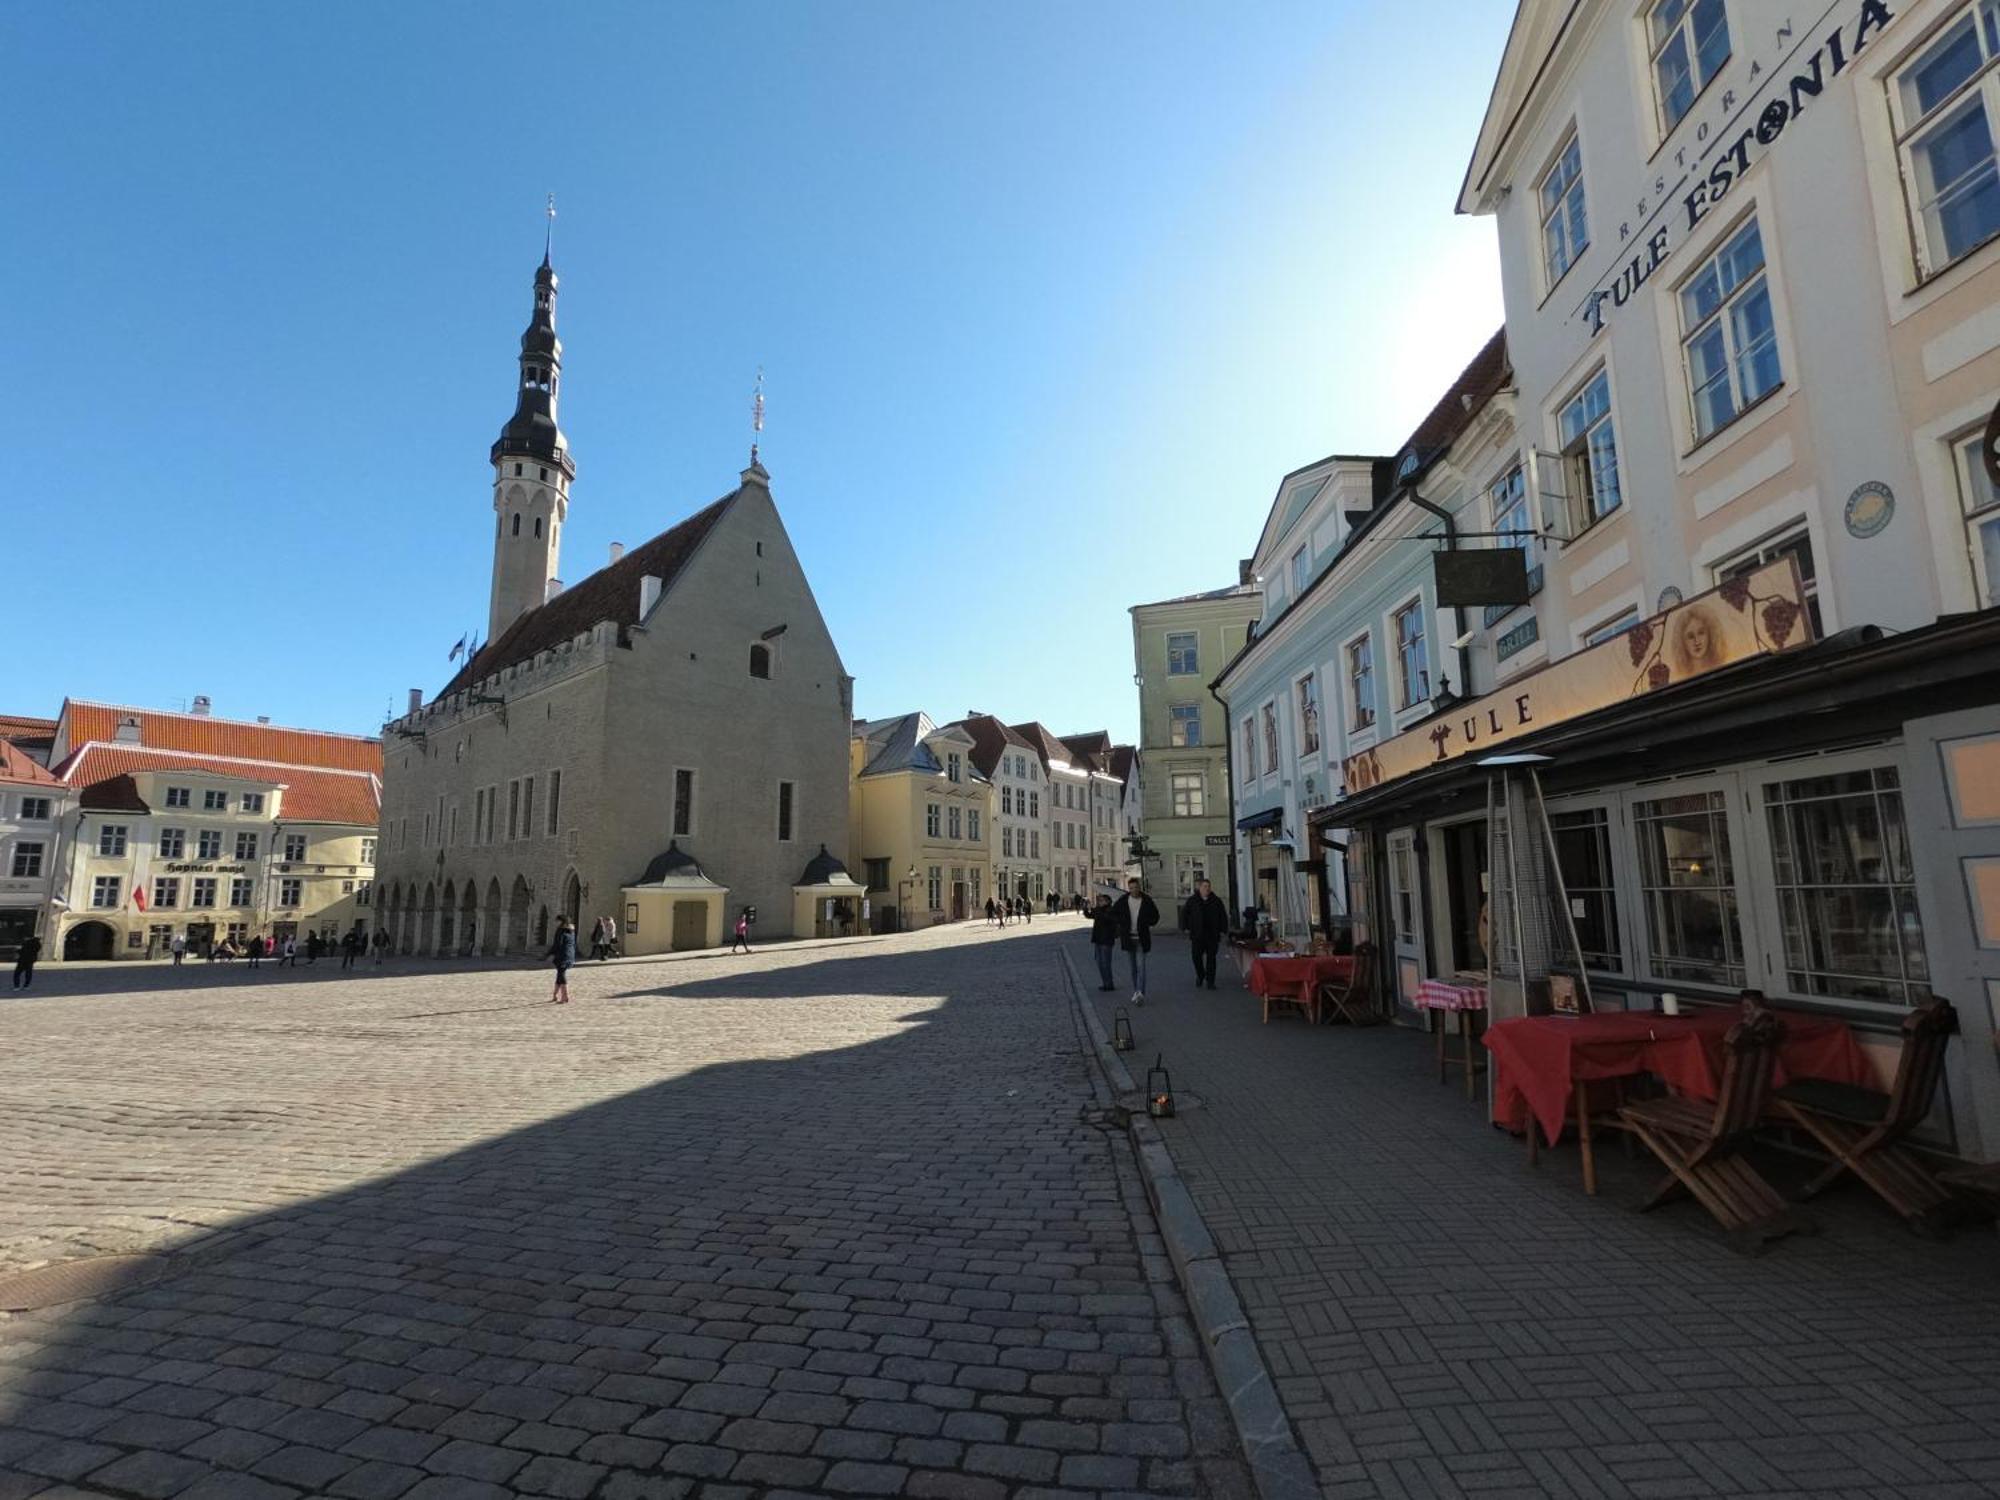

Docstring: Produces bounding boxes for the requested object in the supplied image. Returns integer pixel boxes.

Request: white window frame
[1169,769,1206,819]
[197,829,223,859]
[164,786,190,809]
[235,831,258,861]
[240,792,265,813]
[1647,0,1731,133]
[230,877,254,906]
[1537,128,1590,290]
[1713,523,1822,638]
[1165,631,1199,676]
[190,877,218,909]
[1290,545,1310,596]
[92,875,121,908]
[1890,0,2000,278]
[1390,596,1431,712]
[1555,366,1623,532]
[279,878,302,907]
[152,876,179,910]
[97,825,127,857]
[283,833,308,862]
[1677,214,1782,442]
[202,789,228,811]
[158,827,185,858]
[19,796,50,822]
[925,802,941,839]
[1953,425,2000,606]
[11,841,44,879]
[1579,605,1642,649]
[1344,628,1377,738]
[1168,702,1202,748]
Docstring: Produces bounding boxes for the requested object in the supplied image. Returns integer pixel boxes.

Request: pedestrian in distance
[340,929,359,970]
[604,913,618,957]
[373,928,388,965]
[1088,895,1118,992]
[983,896,996,927]
[248,934,264,969]
[1181,877,1229,991]
[589,916,605,961]
[12,931,41,990]
[730,910,752,954]
[280,935,297,968]
[1111,876,1159,1005]
[548,915,576,1004]
[170,933,186,966]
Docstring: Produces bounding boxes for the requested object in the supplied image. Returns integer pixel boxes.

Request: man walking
[170,932,186,966]
[12,931,41,990]
[1180,877,1229,991]
[1088,895,1117,991]
[1111,876,1159,1005]
[548,915,576,1004]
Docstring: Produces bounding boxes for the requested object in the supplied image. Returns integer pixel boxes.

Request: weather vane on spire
[544,193,556,260]
[751,366,765,466]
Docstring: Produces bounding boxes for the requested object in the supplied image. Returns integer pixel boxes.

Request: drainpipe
[1406,487,1473,702]
[1208,681,1240,917]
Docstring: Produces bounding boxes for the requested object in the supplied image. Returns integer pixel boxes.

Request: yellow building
[849,713,992,929]
[47,702,381,960]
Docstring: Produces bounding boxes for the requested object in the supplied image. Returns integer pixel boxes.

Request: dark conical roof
[636,841,707,884]
[795,844,850,886]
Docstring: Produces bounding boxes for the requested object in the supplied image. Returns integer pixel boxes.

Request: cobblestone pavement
[1083,933,2000,1500]
[0,921,1249,1499]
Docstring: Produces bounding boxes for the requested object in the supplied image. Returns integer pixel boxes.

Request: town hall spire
[487,205,576,644]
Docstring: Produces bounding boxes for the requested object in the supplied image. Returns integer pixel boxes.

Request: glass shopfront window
[1633,790,1744,986]
[1763,766,1931,1005]
[1550,807,1622,970]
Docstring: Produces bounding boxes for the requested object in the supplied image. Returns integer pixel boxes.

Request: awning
[1236,807,1283,832]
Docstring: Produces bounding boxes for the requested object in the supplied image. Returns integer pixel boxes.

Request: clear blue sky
[12,2,1509,746]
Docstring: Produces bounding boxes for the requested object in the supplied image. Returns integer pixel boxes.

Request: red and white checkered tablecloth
[1414,978,1488,1012]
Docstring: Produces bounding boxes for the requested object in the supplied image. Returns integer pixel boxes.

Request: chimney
[1238,558,1255,587]
[545,578,565,603]
[609,541,625,565]
[407,688,422,715]
[191,695,212,716]
[114,715,142,744]
[639,574,663,617]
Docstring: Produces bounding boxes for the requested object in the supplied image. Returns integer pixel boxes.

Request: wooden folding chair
[1772,998,1958,1232]
[1619,1009,1806,1253]
[1319,942,1383,1027]
[1263,974,1317,1024]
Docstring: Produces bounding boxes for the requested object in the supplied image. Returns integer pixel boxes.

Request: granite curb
[1059,949,1322,1500]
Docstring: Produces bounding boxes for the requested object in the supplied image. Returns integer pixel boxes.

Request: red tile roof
[0,713,56,746]
[0,740,59,788]
[441,493,735,698]
[58,745,381,825]
[59,702,382,775]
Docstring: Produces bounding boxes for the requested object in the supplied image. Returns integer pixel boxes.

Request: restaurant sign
[1343,556,1811,794]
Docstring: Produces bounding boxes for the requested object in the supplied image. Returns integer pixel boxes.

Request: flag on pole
[132,884,148,912]
[448,634,468,662]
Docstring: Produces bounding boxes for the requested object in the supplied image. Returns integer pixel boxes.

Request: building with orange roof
[1,741,70,958]
[44,702,382,961]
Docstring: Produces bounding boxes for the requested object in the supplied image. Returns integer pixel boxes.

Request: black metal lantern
[1112,1008,1135,1052]
[1146,1054,1175,1118]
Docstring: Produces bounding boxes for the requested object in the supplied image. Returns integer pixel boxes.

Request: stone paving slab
[0,922,1248,1498]
[1083,931,2000,1499]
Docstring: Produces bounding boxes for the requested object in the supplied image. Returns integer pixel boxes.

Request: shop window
[1538,130,1590,287]
[1680,217,1780,440]
[1170,771,1206,818]
[1716,527,1822,636]
[1893,1,2000,275]
[1649,0,1730,131]
[1634,790,1744,986]
[1557,369,1622,529]
[1953,430,2000,606]
[1550,808,1622,970]
[1764,766,1931,1005]
[1393,600,1430,709]
[1169,703,1202,748]
[1166,631,1199,675]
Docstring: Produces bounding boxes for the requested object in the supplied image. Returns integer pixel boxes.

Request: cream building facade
[375,250,854,955]
[848,713,992,926]
[1012,723,1088,903]
[951,715,1045,906]
[0,743,69,957]
[1132,581,1260,903]
[42,701,381,960]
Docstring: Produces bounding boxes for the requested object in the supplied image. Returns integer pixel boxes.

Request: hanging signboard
[1343,556,1811,794]
[1434,549,1530,608]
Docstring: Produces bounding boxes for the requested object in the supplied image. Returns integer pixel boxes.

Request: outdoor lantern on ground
[1113,1007,1135,1051]
[1146,1054,1175,1118]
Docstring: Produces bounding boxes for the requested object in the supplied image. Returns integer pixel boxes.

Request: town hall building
[374,246,854,954]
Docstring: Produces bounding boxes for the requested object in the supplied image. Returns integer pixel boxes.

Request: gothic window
[749,643,772,679]
[512,513,521,536]
[534,516,543,537]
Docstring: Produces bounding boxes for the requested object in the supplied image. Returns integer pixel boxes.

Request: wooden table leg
[1576,1079,1597,1196]
[1435,1011,1447,1083]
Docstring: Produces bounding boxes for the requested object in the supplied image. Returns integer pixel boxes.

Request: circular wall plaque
[1656,585,1684,611]
[1844,481,1895,539]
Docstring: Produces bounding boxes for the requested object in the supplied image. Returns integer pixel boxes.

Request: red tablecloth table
[1246,955,1354,1001]
[1413,978,1489,1097]
[1484,1008,1876,1193]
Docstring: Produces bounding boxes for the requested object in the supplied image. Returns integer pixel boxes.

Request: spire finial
[543,193,556,264]
[750,366,765,465]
